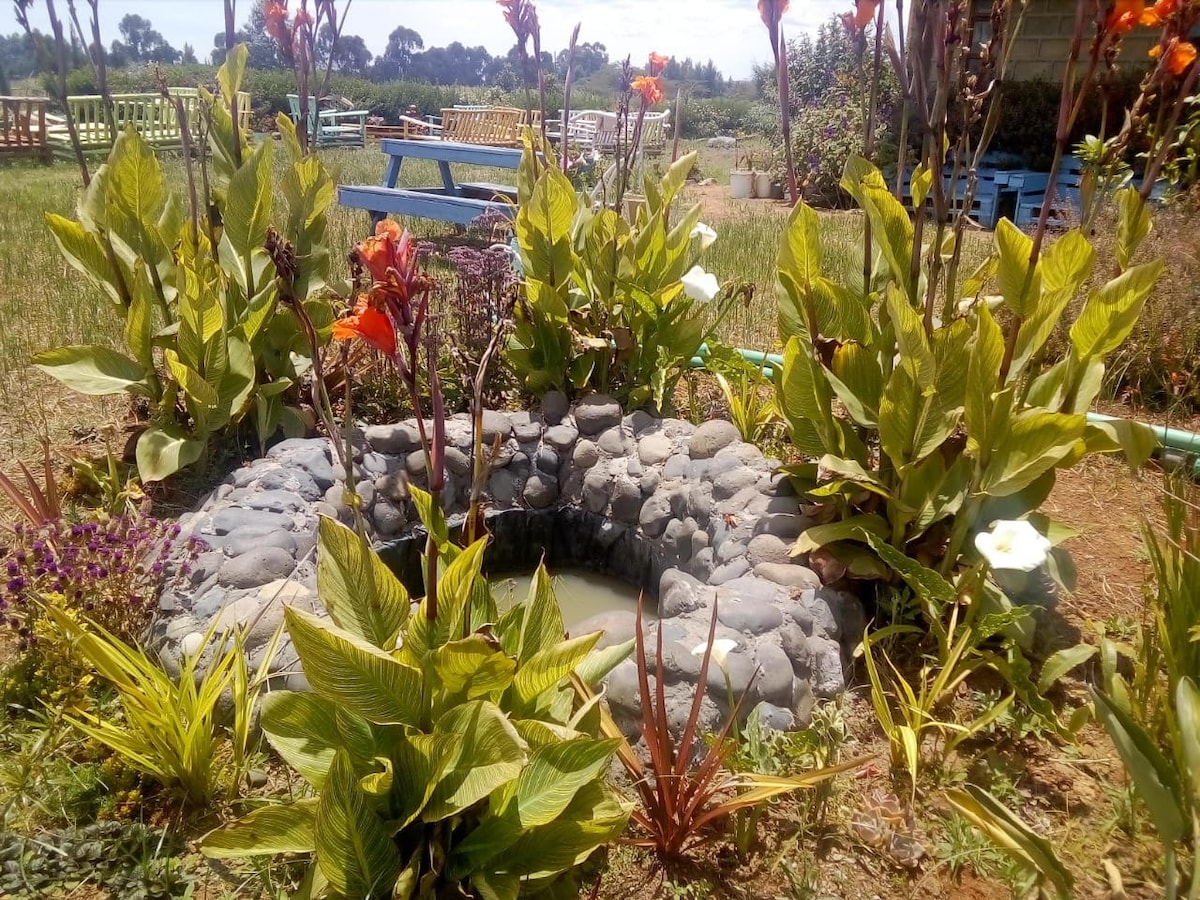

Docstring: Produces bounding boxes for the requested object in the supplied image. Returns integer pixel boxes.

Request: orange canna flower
[852,0,880,27]
[1106,0,1145,33]
[1141,0,1178,25]
[1151,37,1198,74]
[632,74,664,104]
[332,297,397,355]
[757,0,789,28]
[264,1,290,44]
[357,218,413,287]
[648,52,670,77]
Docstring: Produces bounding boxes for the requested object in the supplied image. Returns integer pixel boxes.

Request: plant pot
[753,171,773,199]
[729,170,754,200]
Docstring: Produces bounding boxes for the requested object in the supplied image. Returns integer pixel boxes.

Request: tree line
[1,0,731,97]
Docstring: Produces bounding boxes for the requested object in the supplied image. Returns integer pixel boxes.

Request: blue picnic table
[337,138,522,227]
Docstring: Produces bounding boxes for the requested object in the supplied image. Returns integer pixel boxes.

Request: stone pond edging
[156,393,865,735]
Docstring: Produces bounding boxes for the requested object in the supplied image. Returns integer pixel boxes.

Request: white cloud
[0,0,852,78]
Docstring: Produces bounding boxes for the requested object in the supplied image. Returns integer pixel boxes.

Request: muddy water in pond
[488,569,653,632]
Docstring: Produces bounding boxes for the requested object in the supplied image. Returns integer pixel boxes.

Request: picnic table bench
[337,138,522,227]
[0,96,49,161]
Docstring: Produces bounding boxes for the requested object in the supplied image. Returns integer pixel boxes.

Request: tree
[110,13,178,65]
[372,25,423,81]
[181,42,197,64]
[554,40,607,80]
[407,42,492,86]
[210,0,284,68]
[0,31,42,78]
[315,23,371,76]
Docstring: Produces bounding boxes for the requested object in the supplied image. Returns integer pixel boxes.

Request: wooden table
[337,138,522,227]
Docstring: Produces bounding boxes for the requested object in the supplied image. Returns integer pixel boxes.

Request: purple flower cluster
[0,514,203,652]
[441,244,519,398]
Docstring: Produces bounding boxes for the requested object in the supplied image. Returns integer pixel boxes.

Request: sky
[0,0,852,79]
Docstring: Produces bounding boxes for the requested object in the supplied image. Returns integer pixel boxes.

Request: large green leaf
[574,638,635,687]
[514,738,621,828]
[44,213,123,307]
[995,218,1040,319]
[284,606,423,726]
[498,781,630,878]
[402,538,485,664]
[224,139,275,256]
[316,516,409,650]
[260,691,342,788]
[1081,418,1157,472]
[33,345,149,397]
[315,750,401,898]
[426,700,527,820]
[516,163,576,287]
[1114,186,1151,270]
[779,335,839,458]
[979,409,1085,498]
[826,341,884,427]
[965,304,1004,452]
[430,636,518,698]
[1069,260,1163,361]
[792,514,889,555]
[166,349,219,410]
[391,733,460,829]
[945,785,1074,898]
[202,800,317,859]
[842,156,915,299]
[859,530,958,607]
[514,564,567,663]
[512,631,602,708]
[1010,229,1094,379]
[1091,688,1185,843]
[135,425,206,483]
[1175,677,1200,800]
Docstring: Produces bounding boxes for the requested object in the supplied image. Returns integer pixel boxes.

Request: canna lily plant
[507,133,736,411]
[771,0,1200,634]
[202,505,635,897]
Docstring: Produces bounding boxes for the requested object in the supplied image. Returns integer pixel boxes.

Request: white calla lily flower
[691,221,718,249]
[681,265,720,304]
[691,637,738,672]
[975,520,1052,572]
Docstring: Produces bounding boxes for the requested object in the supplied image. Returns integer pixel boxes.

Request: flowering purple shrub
[442,244,519,405]
[0,515,202,654]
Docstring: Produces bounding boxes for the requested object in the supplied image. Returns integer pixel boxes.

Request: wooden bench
[439,107,523,147]
[46,89,252,158]
[0,96,49,161]
[287,94,367,148]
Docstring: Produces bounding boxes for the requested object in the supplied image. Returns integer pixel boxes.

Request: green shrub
[32,48,337,482]
[202,505,632,898]
[680,97,774,138]
[787,88,895,207]
[507,140,734,411]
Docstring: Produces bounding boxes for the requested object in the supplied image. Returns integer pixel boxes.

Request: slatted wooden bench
[46,89,252,158]
[439,107,523,147]
[0,96,49,161]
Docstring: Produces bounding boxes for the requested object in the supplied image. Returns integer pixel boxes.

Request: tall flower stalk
[333,222,446,620]
[758,0,800,203]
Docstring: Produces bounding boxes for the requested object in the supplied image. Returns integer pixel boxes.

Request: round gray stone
[405,450,427,477]
[662,453,690,480]
[218,546,297,589]
[688,420,740,459]
[754,562,822,591]
[535,448,559,473]
[508,411,544,443]
[489,469,519,505]
[540,390,570,424]
[523,473,559,509]
[571,609,638,647]
[610,477,643,524]
[638,433,673,465]
[712,466,761,501]
[573,440,600,469]
[574,394,623,435]
[638,491,675,538]
[582,468,611,513]
[746,533,793,568]
[211,508,293,536]
[709,557,751,585]
[779,623,812,675]
[365,422,421,455]
[755,643,796,706]
[481,410,513,443]
[373,500,405,536]
[754,512,811,539]
[375,471,409,505]
[659,569,712,618]
[544,424,579,452]
[809,635,846,697]
[598,426,629,456]
[219,525,297,558]
[445,446,472,477]
[752,701,796,732]
[717,598,783,635]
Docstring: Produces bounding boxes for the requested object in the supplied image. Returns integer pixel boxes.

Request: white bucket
[729,170,753,199]
[753,171,773,199]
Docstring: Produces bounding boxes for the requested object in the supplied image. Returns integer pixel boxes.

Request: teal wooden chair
[286,94,367,148]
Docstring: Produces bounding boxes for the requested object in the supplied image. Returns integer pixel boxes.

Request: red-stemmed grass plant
[593,595,866,859]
